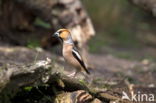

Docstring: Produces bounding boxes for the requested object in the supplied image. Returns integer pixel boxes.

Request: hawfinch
[53,29,90,77]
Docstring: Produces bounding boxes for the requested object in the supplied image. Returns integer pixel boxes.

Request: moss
[27,39,40,49]
[92,78,112,89]
[34,18,51,29]
[79,79,87,85]
[24,86,33,92]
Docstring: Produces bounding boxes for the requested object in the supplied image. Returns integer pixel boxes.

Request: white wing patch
[72,49,82,61]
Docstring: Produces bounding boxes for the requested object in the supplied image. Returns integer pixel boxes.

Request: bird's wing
[72,47,90,74]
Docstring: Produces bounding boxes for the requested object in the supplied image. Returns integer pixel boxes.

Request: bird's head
[53,29,71,40]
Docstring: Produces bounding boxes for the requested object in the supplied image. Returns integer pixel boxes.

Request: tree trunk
[0,0,95,47]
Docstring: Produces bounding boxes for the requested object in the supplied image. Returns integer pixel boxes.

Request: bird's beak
[53,32,59,37]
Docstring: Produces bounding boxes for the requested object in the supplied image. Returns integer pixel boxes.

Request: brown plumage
[53,29,90,76]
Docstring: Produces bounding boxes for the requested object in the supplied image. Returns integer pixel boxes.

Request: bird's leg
[73,70,79,77]
[67,72,76,77]
[67,70,79,78]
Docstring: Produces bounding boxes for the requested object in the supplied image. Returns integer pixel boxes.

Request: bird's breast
[63,44,73,61]
[62,44,80,68]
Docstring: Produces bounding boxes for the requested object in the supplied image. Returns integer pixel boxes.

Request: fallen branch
[0,58,132,103]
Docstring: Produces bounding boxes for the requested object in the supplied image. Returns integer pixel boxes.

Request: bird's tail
[83,67,90,75]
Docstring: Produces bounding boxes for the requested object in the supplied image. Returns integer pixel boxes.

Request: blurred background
[0,0,156,102]
[83,0,156,60]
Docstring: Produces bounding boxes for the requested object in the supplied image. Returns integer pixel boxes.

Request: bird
[53,28,90,77]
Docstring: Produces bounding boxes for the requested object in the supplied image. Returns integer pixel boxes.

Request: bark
[0,58,132,103]
[0,59,108,102]
[0,0,95,47]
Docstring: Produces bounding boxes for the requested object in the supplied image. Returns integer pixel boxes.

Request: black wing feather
[72,48,90,74]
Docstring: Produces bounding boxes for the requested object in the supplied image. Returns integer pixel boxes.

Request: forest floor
[90,46,156,86]
[90,46,156,102]
[61,45,156,102]
[0,44,156,102]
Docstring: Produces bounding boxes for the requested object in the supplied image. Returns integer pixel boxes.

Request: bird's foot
[67,72,77,78]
